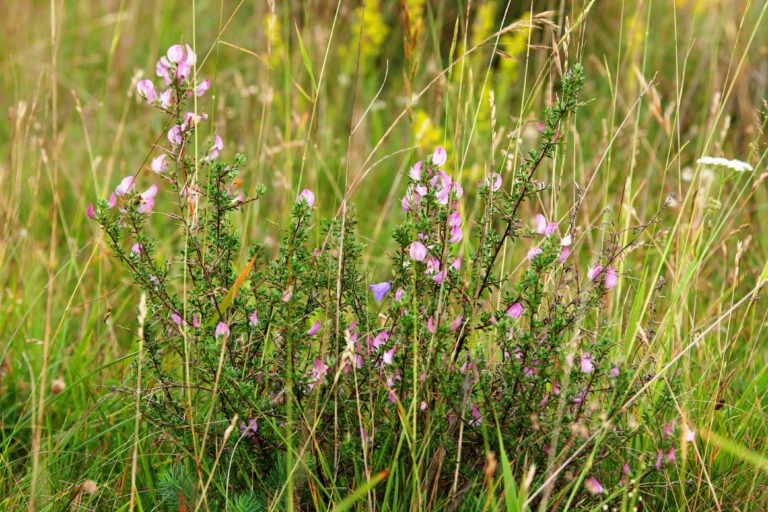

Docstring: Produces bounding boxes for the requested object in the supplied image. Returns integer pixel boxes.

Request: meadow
[1,0,767,510]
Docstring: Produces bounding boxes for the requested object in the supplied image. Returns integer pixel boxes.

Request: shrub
[90,44,681,510]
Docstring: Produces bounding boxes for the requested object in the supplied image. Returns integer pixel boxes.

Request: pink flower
[368,281,391,302]
[684,427,696,442]
[409,161,422,181]
[394,288,404,301]
[449,226,463,244]
[137,79,157,102]
[656,449,664,470]
[450,315,463,331]
[108,193,117,209]
[86,203,95,219]
[371,331,389,350]
[114,176,135,196]
[485,172,502,191]
[506,303,524,319]
[584,476,603,495]
[587,265,603,281]
[181,112,207,131]
[528,247,543,261]
[663,421,676,439]
[470,404,482,426]
[309,359,329,388]
[427,316,436,334]
[432,146,447,166]
[307,320,321,336]
[451,258,461,271]
[192,315,200,328]
[171,313,182,326]
[151,154,169,173]
[605,267,619,289]
[561,234,572,246]
[167,44,185,64]
[666,447,676,464]
[156,56,172,84]
[610,366,620,378]
[383,348,395,365]
[203,134,223,162]
[558,246,571,263]
[194,79,211,96]
[138,184,158,214]
[131,243,142,255]
[159,88,173,108]
[215,322,230,339]
[249,311,258,326]
[580,353,594,374]
[298,189,315,207]
[432,270,447,284]
[168,125,183,145]
[535,214,558,236]
[409,241,427,262]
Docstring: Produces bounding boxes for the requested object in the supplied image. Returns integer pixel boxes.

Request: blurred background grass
[1,0,767,509]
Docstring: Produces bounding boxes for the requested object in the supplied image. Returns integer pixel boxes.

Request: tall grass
[1,0,767,510]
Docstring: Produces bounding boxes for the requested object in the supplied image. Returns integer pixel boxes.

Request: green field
[1,1,767,510]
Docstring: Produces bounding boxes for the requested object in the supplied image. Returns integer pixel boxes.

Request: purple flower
[307,320,321,336]
[368,281,391,302]
[605,267,619,289]
[506,303,524,319]
[409,241,427,262]
[580,353,594,374]
[215,322,230,339]
[432,146,447,166]
[298,188,315,208]
[584,476,603,495]
[137,79,157,102]
[150,154,168,173]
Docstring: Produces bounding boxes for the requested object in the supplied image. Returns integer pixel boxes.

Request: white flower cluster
[696,156,753,173]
